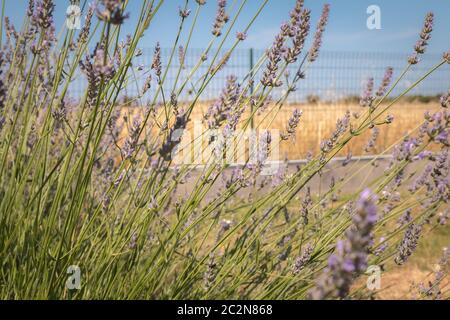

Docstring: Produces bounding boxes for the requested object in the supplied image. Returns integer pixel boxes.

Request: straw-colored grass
[119,101,441,161]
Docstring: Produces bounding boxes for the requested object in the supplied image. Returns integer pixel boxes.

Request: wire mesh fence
[68,48,450,103]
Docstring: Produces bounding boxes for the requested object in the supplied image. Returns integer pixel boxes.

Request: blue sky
[3,0,450,53]
[4,1,450,100]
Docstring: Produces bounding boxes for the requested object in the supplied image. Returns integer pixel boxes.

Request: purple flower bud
[236,31,247,41]
[443,51,450,64]
[440,91,450,108]
[122,115,142,159]
[179,7,191,18]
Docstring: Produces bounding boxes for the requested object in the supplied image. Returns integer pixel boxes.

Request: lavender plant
[0,0,448,300]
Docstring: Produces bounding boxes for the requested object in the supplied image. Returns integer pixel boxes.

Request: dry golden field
[120,101,441,161]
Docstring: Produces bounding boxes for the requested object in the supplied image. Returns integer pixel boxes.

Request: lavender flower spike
[284,8,311,63]
[34,0,54,29]
[292,243,314,274]
[96,0,129,25]
[440,89,450,108]
[281,109,303,141]
[261,24,288,87]
[395,223,422,265]
[212,0,229,37]
[288,0,304,32]
[27,0,35,17]
[77,5,94,46]
[159,111,188,161]
[122,115,142,159]
[408,12,434,65]
[307,4,330,63]
[152,42,162,79]
[360,77,374,107]
[376,67,394,97]
[308,189,378,299]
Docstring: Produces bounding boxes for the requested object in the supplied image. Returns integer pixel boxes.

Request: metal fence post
[249,48,254,129]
